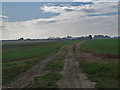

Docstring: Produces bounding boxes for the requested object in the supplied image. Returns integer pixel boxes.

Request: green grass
[3,40,79,85]
[80,62,118,88]
[80,39,118,88]
[81,39,118,55]
[25,46,68,88]
[44,49,67,72]
[26,72,62,88]
[3,41,78,62]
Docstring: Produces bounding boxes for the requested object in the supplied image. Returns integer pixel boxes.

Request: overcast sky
[1,1,119,40]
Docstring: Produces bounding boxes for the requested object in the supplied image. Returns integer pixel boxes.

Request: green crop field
[81,39,119,55]
[3,39,119,88]
[80,39,118,88]
[3,40,80,85]
[80,62,118,88]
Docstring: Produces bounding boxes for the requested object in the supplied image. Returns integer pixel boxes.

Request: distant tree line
[2,35,120,42]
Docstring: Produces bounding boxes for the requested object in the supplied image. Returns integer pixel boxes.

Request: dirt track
[3,51,62,88]
[58,40,117,88]
[58,41,95,88]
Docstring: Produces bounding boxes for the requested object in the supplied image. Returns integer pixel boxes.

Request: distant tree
[89,35,92,39]
[67,36,72,38]
[67,36,72,39]
[18,38,24,41]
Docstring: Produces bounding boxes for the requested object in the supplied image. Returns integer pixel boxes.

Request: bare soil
[78,51,118,64]
[58,41,96,88]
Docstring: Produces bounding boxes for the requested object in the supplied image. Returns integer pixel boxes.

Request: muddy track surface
[58,41,95,88]
[3,51,62,88]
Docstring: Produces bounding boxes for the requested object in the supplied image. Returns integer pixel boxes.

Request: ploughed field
[2,39,119,88]
[2,40,79,85]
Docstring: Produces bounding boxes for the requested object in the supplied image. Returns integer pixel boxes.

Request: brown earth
[78,46,118,64]
[58,41,96,88]
[78,51,118,64]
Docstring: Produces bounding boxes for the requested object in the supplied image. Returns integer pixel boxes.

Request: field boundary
[80,48,119,58]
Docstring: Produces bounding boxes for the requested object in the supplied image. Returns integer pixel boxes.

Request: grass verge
[80,62,118,88]
[26,72,62,88]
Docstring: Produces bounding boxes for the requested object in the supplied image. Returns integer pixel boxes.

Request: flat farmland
[2,40,79,85]
[80,39,118,56]
[2,39,119,88]
[79,39,119,88]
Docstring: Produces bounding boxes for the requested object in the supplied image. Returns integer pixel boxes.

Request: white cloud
[0,15,8,18]
[2,2,118,40]
[2,0,119,2]
[41,2,118,18]
[2,0,73,2]
[74,0,92,2]
[0,15,8,32]
[74,0,119,2]
[41,4,93,13]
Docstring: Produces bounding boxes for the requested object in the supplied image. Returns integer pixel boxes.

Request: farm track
[78,46,118,64]
[58,41,95,88]
[3,50,62,88]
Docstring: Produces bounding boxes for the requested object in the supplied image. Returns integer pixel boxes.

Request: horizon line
[1,35,119,41]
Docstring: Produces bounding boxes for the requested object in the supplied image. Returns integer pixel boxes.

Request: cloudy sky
[2,0,119,2]
[1,0,119,40]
